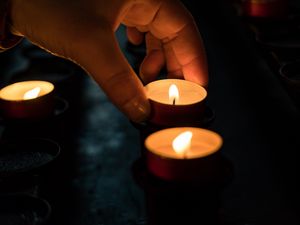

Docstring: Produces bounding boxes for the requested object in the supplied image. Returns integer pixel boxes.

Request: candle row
[0,78,223,182]
[0,79,207,122]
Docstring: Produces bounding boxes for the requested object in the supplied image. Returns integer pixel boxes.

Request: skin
[9,0,208,122]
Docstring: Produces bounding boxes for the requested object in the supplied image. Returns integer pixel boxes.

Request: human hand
[10,0,208,122]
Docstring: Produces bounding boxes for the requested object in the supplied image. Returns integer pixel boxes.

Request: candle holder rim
[0,95,69,125]
[0,137,61,178]
[146,147,221,160]
[0,80,54,101]
[279,59,300,82]
[145,78,207,105]
[148,98,206,107]
[0,193,52,224]
[144,127,223,160]
[53,95,69,117]
[145,78,206,85]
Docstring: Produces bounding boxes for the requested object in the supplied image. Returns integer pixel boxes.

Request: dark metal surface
[0,0,300,225]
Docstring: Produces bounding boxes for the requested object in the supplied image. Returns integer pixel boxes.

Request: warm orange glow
[23,87,41,100]
[172,131,193,156]
[146,79,207,105]
[145,127,222,159]
[169,84,179,104]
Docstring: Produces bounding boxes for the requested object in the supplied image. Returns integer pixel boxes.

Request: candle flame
[172,131,193,156]
[169,84,179,104]
[23,87,41,100]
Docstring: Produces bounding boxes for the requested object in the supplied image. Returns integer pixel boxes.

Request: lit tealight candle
[145,79,207,127]
[0,80,55,120]
[145,127,223,181]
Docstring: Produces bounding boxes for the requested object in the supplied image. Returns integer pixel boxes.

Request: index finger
[149,0,208,86]
[73,28,150,123]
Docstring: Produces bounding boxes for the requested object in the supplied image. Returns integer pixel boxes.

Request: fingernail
[123,95,151,123]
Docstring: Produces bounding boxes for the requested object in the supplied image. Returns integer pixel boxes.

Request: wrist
[0,0,23,52]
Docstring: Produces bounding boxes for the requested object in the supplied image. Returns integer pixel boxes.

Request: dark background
[0,0,300,225]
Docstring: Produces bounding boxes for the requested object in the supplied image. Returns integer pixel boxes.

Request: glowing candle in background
[242,0,287,19]
[0,81,55,120]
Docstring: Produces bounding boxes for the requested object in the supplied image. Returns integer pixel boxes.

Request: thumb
[72,29,150,122]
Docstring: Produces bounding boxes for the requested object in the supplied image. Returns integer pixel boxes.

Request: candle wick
[173,98,176,105]
[183,148,189,159]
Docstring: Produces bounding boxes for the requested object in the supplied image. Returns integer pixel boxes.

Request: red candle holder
[0,138,61,179]
[242,0,288,19]
[145,127,223,182]
[0,80,55,120]
[145,79,207,127]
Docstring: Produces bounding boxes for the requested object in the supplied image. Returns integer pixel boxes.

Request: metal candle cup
[242,0,288,19]
[145,79,207,127]
[279,60,300,108]
[145,127,223,182]
[0,80,55,120]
